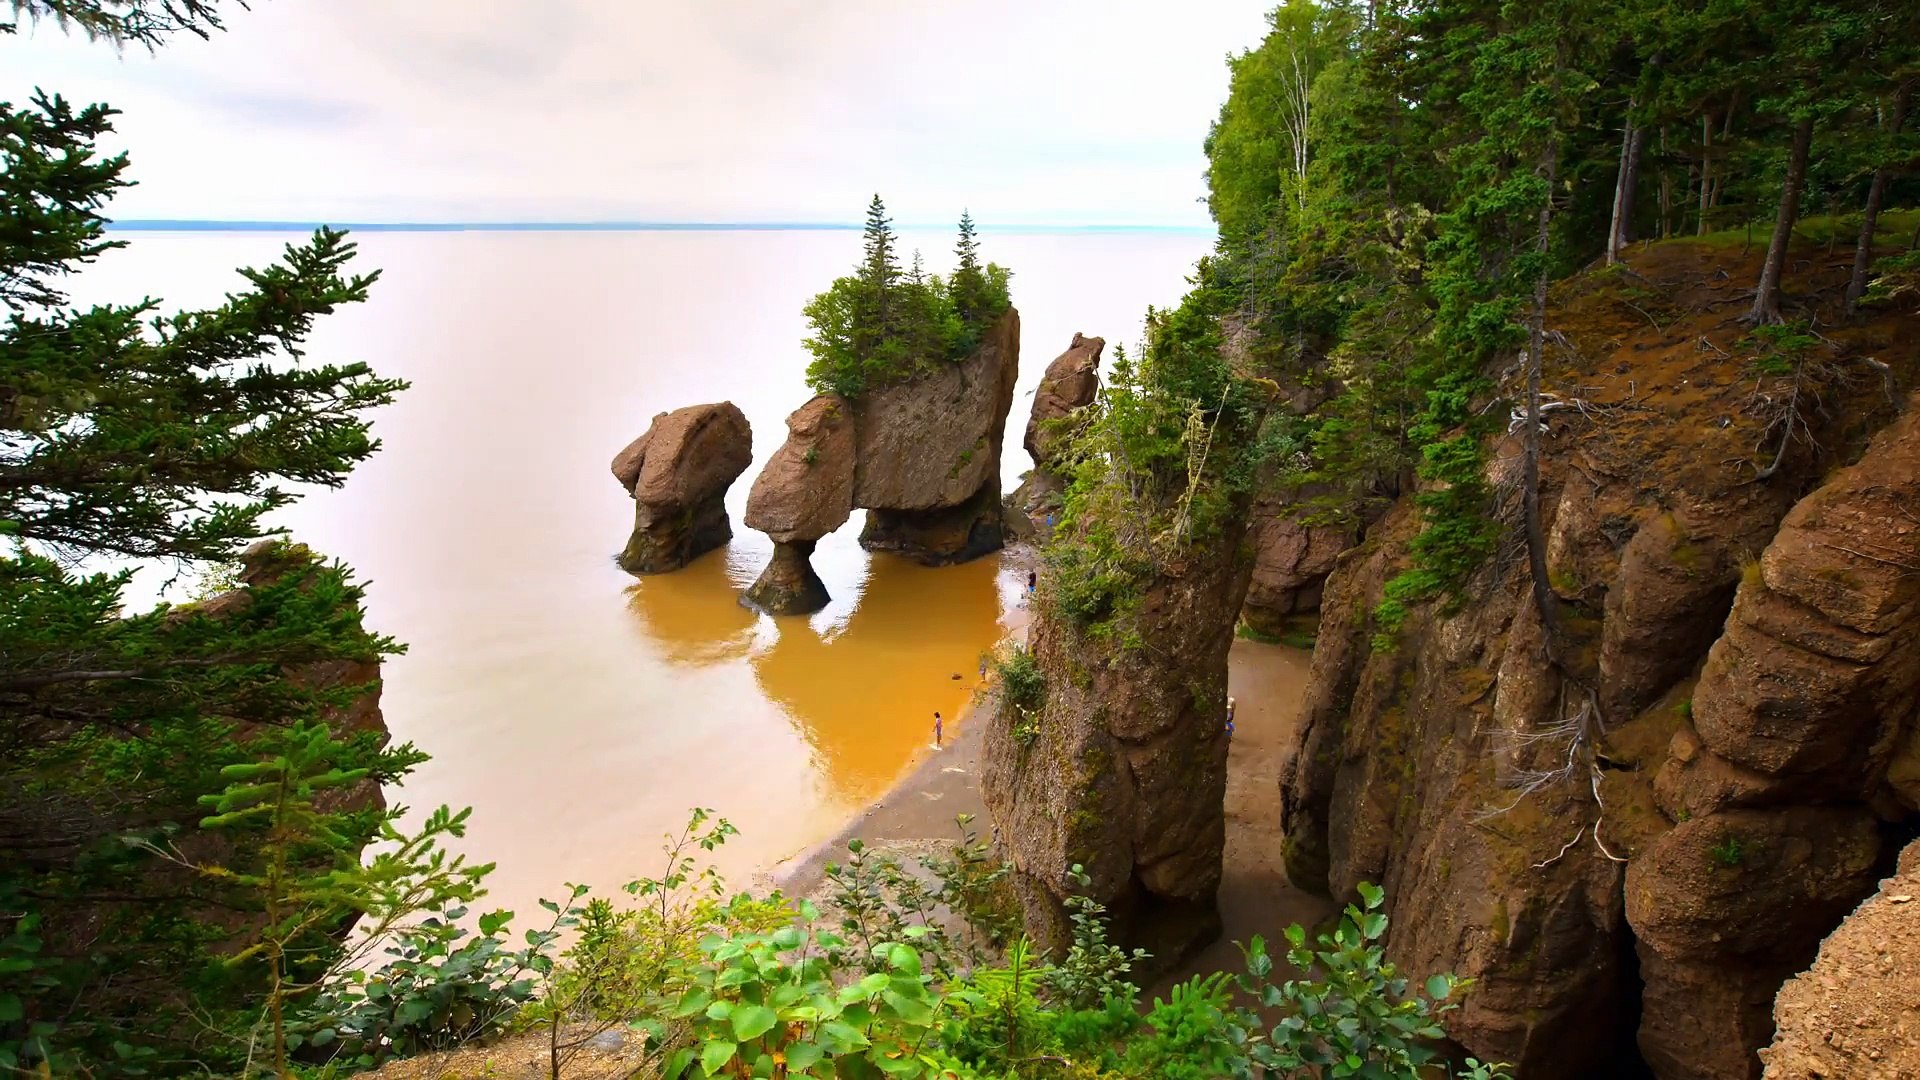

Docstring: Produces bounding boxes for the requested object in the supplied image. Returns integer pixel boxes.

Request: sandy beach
[762,583,1336,981]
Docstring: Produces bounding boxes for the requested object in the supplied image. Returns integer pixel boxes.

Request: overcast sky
[2,2,1272,226]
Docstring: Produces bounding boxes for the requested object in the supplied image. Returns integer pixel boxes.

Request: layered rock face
[1628,394,1920,1078]
[740,309,1020,613]
[1277,249,1920,1080]
[982,508,1259,968]
[1761,838,1920,1080]
[611,402,753,573]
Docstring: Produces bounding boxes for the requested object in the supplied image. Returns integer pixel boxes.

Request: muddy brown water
[69,227,1216,927]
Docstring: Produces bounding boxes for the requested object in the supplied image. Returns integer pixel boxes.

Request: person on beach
[1225,695,1236,738]
[934,711,944,748]
[979,656,988,681]
[1026,570,1037,597]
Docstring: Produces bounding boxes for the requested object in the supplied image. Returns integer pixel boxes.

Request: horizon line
[104,219,1216,235]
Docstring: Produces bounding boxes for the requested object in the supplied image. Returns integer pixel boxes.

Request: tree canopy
[2,1,432,1071]
[802,197,1012,399]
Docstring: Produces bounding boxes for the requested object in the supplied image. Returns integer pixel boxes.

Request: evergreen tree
[802,201,1010,398]
[950,209,989,326]
[1,1,423,1070]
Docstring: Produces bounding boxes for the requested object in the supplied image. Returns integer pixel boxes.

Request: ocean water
[64,227,1215,920]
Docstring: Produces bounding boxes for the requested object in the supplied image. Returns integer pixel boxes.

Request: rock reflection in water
[623,547,757,665]
[749,553,1011,803]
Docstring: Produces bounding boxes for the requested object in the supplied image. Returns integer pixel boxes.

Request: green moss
[1236,623,1283,645]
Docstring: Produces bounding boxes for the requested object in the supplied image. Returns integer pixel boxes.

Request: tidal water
[70,227,1214,922]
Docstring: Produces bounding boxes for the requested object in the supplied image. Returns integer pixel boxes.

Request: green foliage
[991,645,1046,749]
[1042,866,1150,1011]
[1709,836,1746,868]
[1741,322,1819,376]
[1862,249,1920,310]
[662,914,949,1080]
[0,5,427,1072]
[1043,271,1277,646]
[1236,883,1510,1079]
[802,198,1012,399]
[822,817,1019,981]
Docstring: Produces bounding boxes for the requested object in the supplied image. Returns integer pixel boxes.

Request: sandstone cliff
[982,320,1275,971]
[1278,243,1920,1079]
[610,402,753,574]
[741,309,1020,614]
[1760,838,1920,1080]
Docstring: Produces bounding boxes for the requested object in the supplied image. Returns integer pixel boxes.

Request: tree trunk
[1846,84,1912,316]
[1745,115,1814,326]
[1658,126,1671,239]
[1620,122,1646,246]
[1607,116,1635,264]
[1525,146,1560,651]
[1698,112,1713,235]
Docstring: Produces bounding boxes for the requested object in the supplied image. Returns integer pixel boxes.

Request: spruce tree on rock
[951,209,988,326]
[851,193,903,364]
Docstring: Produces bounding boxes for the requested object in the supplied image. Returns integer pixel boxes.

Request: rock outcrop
[1760,838,1920,1080]
[1007,333,1104,542]
[742,395,855,614]
[1240,488,1352,639]
[983,335,1274,971]
[1024,333,1104,467]
[1628,390,1920,1078]
[1276,246,1920,1080]
[982,518,1258,966]
[740,309,1020,612]
[611,402,753,574]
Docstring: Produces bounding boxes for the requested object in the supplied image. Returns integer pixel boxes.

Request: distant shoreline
[104,220,1216,236]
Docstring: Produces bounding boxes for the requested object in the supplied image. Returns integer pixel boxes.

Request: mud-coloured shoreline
[758,589,1335,975]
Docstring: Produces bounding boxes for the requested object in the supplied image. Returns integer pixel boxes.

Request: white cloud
[2,0,1271,224]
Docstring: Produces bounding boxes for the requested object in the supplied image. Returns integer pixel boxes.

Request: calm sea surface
[69,228,1214,920]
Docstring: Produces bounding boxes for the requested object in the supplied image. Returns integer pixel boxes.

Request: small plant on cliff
[1044,866,1151,1010]
[1236,882,1510,1080]
[1709,836,1746,868]
[802,197,1012,399]
[993,644,1047,748]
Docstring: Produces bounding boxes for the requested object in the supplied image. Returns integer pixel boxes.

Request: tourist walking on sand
[1225,695,1236,738]
[1026,570,1037,597]
[934,711,943,748]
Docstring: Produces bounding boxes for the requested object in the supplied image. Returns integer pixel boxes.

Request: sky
[1,1,1276,227]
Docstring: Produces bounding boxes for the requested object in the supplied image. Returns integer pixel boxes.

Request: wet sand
[765,617,1336,974]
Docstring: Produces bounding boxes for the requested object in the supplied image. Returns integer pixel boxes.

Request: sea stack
[739,308,1021,613]
[853,308,1021,565]
[1009,332,1104,538]
[610,402,753,573]
[742,395,855,614]
[1024,332,1105,467]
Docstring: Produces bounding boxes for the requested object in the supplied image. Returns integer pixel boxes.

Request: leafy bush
[1235,882,1508,1079]
[1043,866,1150,1011]
[663,916,949,1080]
